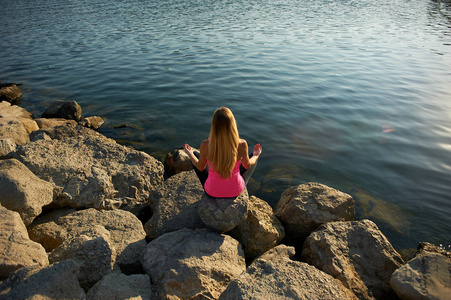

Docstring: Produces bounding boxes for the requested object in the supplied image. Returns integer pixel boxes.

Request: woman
[184,107,262,198]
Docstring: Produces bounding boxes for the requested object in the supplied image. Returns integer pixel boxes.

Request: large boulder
[0,83,22,103]
[275,182,355,240]
[42,100,83,121]
[0,159,54,225]
[220,248,357,300]
[390,242,451,300]
[49,227,116,290]
[230,195,285,258]
[144,170,205,239]
[197,189,249,233]
[12,125,164,210]
[141,228,246,299]
[30,208,147,274]
[302,219,404,300]
[86,273,153,300]
[0,205,49,280]
[0,117,29,145]
[0,260,85,299]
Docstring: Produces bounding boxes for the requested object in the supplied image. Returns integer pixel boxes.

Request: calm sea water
[1,0,451,251]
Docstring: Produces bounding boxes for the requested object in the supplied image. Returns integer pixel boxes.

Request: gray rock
[198,189,249,233]
[275,182,355,240]
[42,100,83,121]
[220,255,357,300]
[0,260,85,300]
[229,195,285,258]
[141,228,246,299]
[49,227,115,291]
[0,205,49,280]
[0,117,29,145]
[86,273,152,300]
[30,208,147,274]
[0,138,16,157]
[302,219,404,300]
[144,170,205,239]
[13,125,164,210]
[0,159,54,225]
[0,83,22,103]
[390,242,451,300]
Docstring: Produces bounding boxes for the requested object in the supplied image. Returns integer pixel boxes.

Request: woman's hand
[253,143,262,157]
[184,143,193,156]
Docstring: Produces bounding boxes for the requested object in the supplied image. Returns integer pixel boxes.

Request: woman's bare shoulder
[200,139,209,151]
[238,139,248,149]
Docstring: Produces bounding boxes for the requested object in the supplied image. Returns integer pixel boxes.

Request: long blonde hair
[208,107,240,179]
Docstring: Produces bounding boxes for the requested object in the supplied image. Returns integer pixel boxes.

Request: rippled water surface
[2,0,451,250]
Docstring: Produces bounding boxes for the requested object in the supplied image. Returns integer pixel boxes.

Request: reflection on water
[1,0,451,250]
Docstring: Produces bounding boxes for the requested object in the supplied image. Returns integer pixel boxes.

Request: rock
[390,242,451,300]
[0,102,33,119]
[86,273,152,300]
[18,117,39,133]
[29,130,52,142]
[13,125,164,209]
[258,244,296,261]
[30,208,147,274]
[0,205,49,280]
[274,182,355,240]
[229,195,285,258]
[220,254,357,300]
[0,159,54,225]
[197,189,249,233]
[141,228,246,299]
[144,170,205,239]
[34,117,78,129]
[163,148,193,177]
[28,221,68,252]
[27,208,75,252]
[0,138,16,157]
[2,260,85,298]
[0,83,22,103]
[0,260,85,299]
[49,227,116,290]
[79,116,105,130]
[42,100,83,121]
[0,117,29,145]
[302,219,404,300]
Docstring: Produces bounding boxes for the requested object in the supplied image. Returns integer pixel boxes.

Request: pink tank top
[204,160,245,198]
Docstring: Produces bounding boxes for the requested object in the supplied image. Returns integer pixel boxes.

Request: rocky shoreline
[0,83,450,299]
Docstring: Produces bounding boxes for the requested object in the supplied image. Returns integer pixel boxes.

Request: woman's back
[205,159,245,198]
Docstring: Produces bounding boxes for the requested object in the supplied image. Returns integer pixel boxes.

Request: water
[1,0,450,251]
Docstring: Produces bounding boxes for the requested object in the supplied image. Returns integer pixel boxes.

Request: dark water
[2,0,451,251]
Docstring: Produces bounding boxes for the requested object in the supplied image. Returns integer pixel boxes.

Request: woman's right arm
[184,140,208,171]
[240,140,262,169]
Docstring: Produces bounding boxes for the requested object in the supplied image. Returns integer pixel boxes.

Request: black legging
[191,150,258,192]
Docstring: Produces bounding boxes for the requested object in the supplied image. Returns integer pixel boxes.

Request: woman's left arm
[184,140,208,171]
